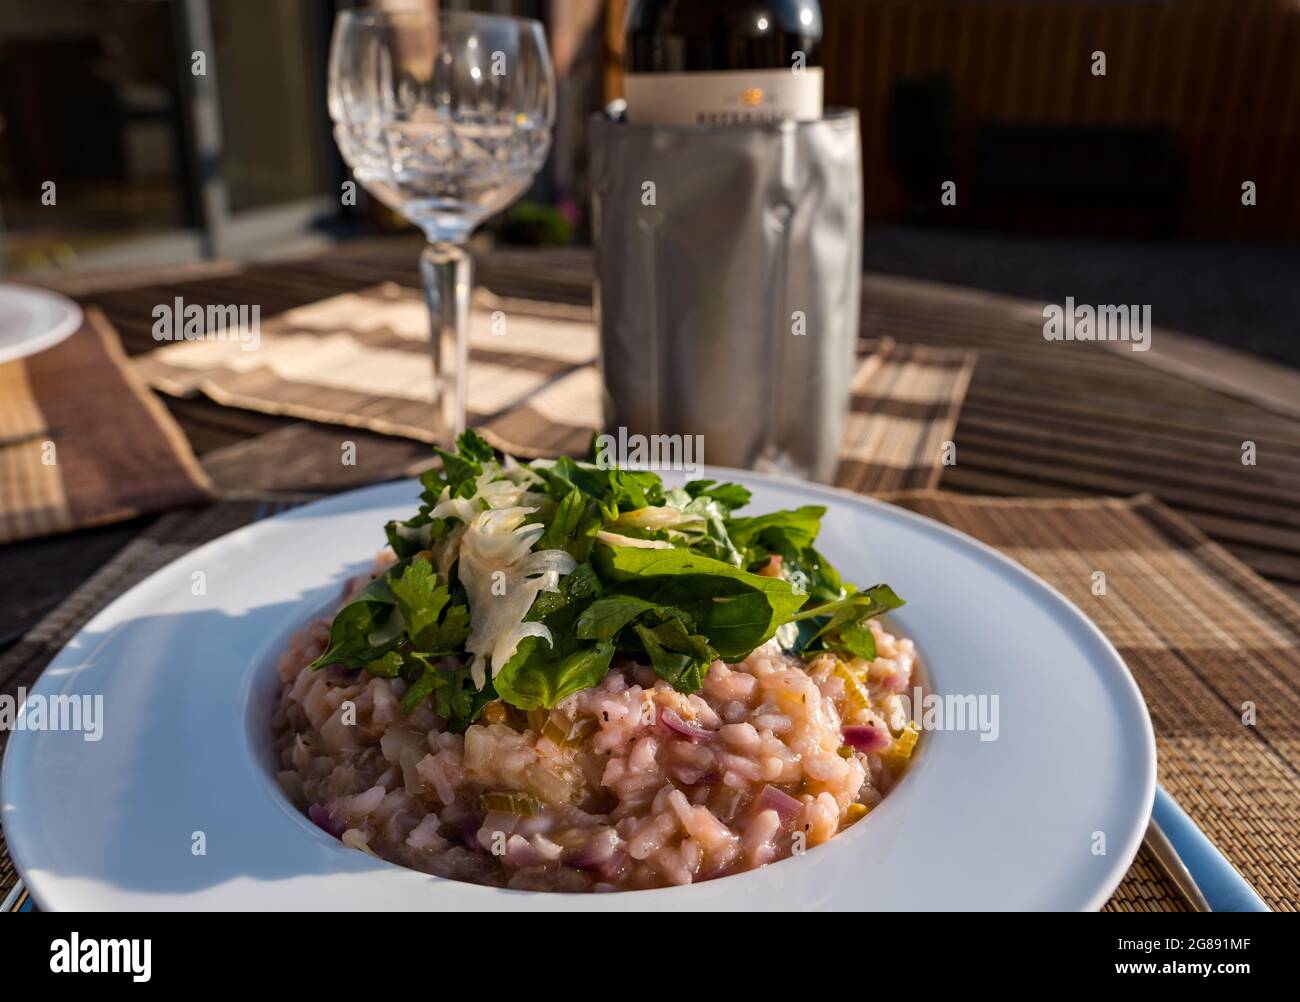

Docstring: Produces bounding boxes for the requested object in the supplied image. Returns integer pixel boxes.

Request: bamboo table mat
[131,282,975,492]
[5,244,1300,911]
[885,491,1300,912]
[69,246,1299,599]
[4,489,1296,910]
[0,307,210,544]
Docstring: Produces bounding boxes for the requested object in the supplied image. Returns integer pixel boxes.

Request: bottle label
[624,68,824,126]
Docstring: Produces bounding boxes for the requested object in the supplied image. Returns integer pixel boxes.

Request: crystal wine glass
[328,9,556,442]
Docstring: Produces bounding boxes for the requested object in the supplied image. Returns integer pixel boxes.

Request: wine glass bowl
[328,10,555,438]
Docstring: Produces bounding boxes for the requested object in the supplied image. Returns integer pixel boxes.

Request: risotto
[270,430,919,891]
[273,597,918,891]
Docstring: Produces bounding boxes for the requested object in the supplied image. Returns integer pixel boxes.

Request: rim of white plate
[0,284,83,364]
[1,467,1156,910]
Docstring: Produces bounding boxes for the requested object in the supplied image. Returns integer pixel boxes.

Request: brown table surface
[4,241,1300,910]
[7,241,1299,647]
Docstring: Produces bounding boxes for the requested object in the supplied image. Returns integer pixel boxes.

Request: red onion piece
[660,708,714,743]
[757,784,804,826]
[503,835,545,869]
[460,815,485,851]
[672,765,723,787]
[597,850,629,882]
[567,829,620,872]
[476,810,520,852]
[308,803,345,838]
[841,724,890,753]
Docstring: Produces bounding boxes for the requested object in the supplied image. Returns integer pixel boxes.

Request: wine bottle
[624,0,823,126]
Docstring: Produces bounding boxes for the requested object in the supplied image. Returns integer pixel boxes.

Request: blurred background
[2,0,1297,365]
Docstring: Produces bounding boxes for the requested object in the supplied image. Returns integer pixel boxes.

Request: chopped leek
[479,791,543,817]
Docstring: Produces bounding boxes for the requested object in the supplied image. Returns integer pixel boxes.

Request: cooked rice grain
[272,611,918,891]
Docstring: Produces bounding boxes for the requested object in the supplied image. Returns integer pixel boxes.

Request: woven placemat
[884,490,1300,912]
[7,489,1293,910]
[0,307,211,544]
[133,284,974,492]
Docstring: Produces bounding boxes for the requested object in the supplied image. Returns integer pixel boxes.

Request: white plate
[1,471,1155,911]
[0,284,83,364]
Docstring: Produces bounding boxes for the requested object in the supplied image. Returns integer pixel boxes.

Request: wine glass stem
[419,241,471,444]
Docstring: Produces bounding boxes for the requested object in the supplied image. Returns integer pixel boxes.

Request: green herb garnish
[308,429,904,730]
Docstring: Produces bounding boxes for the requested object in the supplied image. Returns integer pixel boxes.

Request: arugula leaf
[685,479,752,513]
[455,428,496,464]
[308,570,404,670]
[798,546,845,603]
[388,559,449,643]
[422,602,472,654]
[592,545,806,659]
[532,457,665,518]
[535,489,602,562]
[727,505,825,553]
[364,650,406,678]
[400,654,496,731]
[607,468,665,510]
[524,562,602,653]
[493,636,616,710]
[533,456,611,504]
[789,583,905,629]
[385,557,473,655]
[682,494,744,567]
[836,621,878,660]
[726,506,847,603]
[576,594,716,692]
[384,513,451,561]
[787,583,906,658]
[433,428,497,499]
[632,619,718,693]
[576,594,665,641]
